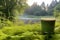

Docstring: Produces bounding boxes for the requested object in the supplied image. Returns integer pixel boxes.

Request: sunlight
[27,0,52,6]
[27,0,59,6]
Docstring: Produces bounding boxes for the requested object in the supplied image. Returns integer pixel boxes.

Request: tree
[0,0,27,21]
[24,2,48,16]
[41,2,45,10]
[54,3,60,17]
[47,0,58,16]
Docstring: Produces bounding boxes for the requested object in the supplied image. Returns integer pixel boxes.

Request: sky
[27,0,59,6]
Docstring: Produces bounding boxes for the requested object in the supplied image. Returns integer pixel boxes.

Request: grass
[0,19,60,40]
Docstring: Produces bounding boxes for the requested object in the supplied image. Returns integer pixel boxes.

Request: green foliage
[0,0,27,21]
[54,3,60,17]
[52,34,60,40]
[0,19,59,40]
[24,3,48,16]
[0,21,46,40]
[0,30,8,40]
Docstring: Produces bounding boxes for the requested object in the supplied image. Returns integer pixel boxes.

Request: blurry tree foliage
[0,0,27,21]
[24,2,48,16]
[54,3,60,17]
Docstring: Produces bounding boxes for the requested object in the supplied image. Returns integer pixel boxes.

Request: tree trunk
[41,18,55,40]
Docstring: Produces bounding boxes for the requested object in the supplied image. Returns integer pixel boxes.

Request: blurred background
[0,0,60,40]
